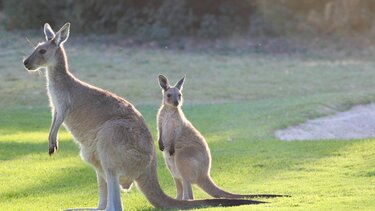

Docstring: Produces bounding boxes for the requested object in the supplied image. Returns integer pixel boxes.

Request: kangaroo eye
[178,94,182,98]
[39,49,46,54]
[167,94,171,98]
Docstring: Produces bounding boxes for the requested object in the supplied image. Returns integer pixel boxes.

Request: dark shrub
[4,0,372,40]
[2,0,256,39]
[3,0,68,30]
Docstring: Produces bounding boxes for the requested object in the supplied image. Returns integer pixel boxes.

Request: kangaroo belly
[161,121,182,150]
[63,116,99,146]
[163,152,182,179]
[161,123,173,149]
[80,144,102,170]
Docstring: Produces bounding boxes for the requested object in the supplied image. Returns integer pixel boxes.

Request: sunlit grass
[0,104,374,210]
[1,31,375,210]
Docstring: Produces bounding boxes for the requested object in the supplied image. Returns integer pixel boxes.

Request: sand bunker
[275,103,375,141]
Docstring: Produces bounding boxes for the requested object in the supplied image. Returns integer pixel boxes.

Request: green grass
[1,30,375,210]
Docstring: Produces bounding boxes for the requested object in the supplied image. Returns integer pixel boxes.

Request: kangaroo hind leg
[96,171,108,210]
[182,179,194,200]
[174,177,183,200]
[104,171,122,211]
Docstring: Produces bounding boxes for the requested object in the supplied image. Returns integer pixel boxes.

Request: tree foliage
[2,0,375,39]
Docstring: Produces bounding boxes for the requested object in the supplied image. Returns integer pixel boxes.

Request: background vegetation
[2,0,375,40]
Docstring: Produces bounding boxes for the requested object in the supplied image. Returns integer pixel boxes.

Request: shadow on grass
[0,107,51,134]
[0,139,79,161]
[0,165,96,200]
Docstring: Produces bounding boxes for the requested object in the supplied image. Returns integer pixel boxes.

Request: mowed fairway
[1,31,375,210]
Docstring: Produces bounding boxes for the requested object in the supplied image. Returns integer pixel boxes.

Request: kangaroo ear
[53,22,70,46]
[44,23,55,41]
[158,75,170,91]
[174,75,185,91]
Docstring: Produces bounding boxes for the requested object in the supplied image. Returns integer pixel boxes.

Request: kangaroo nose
[174,101,179,106]
[23,58,29,66]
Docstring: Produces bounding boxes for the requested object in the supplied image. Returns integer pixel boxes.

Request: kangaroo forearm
[169,139,175,156]
[167,133,179,156]
[48,111,58,143]
[48,115,63,155]
[158,127,164,151]
[48,108,69,155]
[49,113,64,142]
[162,129,178,156]
[48,124,60,143]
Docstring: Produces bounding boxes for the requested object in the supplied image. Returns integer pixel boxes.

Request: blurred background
[1,0,375,41]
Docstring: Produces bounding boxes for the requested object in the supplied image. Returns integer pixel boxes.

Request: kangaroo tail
[197,176,289,199]
[135,157,266,209]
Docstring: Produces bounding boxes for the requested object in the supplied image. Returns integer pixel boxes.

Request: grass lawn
[0,30,375,210]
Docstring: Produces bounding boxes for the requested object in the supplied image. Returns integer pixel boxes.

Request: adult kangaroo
[23,23,265,211]
[157,75,288,200]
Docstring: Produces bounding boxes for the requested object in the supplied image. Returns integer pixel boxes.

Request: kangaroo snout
[173,101,179,106]
[23,58,33,70]
[23,58,29,67]
[23,57,38,71]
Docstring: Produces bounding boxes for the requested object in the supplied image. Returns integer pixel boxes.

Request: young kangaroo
[157,75,288,200]
[23,23,266,211]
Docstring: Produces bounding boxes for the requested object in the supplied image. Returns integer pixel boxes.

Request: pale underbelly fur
[163,152,182,179]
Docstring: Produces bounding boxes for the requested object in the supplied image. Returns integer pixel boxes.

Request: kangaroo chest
[160,113,182,146]
[47,78,71,114]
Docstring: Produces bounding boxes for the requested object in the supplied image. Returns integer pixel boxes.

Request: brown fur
[157,74,289,200]
[23,23,265,210]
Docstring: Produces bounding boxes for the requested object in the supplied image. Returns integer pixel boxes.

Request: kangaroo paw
[158,139,164,151]
[169,146,175,156]
[49,142,58,155]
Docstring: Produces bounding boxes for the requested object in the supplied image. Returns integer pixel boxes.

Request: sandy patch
[275,103,375,141]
